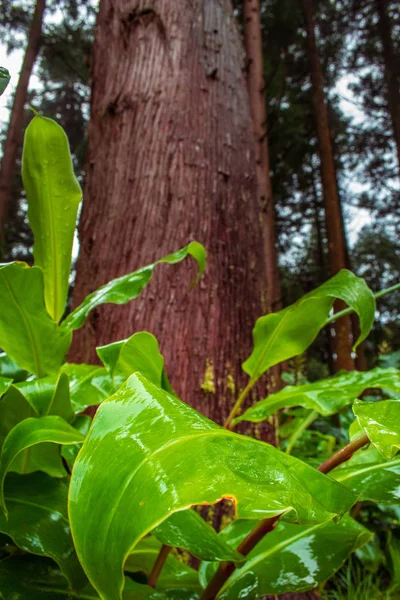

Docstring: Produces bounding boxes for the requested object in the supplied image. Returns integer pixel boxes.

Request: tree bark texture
[243,0,283,390]
[71,0,274,435]
[301,0,354,372]
[0,0,46,248]
[375,0,400,175]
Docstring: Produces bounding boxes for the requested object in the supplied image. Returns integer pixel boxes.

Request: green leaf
[22,115,82,323]
[16,372,74,422]
[61,242,206,332]
[0,472,86,589]
[235,368,400,425]
[243,270,375,380]
[0,376,12,401]
[0,352,29,382]
[353,398,400,459]
[201,517,372,598]
[0,555,163,599]
[69,374,357,600]
[61,415,92,471]
[0,67,10,96]
[0,416,85,516]
[98,332,164,385]
[0,386,67,478]
[154,510,244,562]
[124,536,200,594]
[0,263,72,376]
[332,446,400,504]
[60,363,112,413]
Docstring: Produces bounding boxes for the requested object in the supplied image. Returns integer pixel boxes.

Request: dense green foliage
[0,110,399,599]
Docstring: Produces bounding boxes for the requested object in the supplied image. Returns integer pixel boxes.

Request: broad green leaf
[0,556,166,599]
[97,332,164,385]
[353,398,400,459]
[22,115,82,322]
[61,363,112,412]
[154,509,244,562]
[125,536,200,594]
[69,374,357,600]
[0,263,72,376]
[243,270,374,380]
[0,472,86,589]
[0,416,85,516]
[0,67,10,95]
[61,242,206,332]
[201,517,372,598]
[16,372,74,422]
[0,352,29,382]
[332,446,400,504]
[235,368,400,425]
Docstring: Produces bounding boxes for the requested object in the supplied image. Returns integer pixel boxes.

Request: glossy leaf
[0,386,37,447]
[0,263,72,376]
[0,555,162,600]
[154,509,244,562]
[0,66,10,95]
[353,398,400,459]
[61,363,112,412]
[98,332,164,385]
[0,472,86,589]
[235,368,400,425]
[125,536,200,594]
[61,241,206,332]
[201,517,372,598]
[16,372,74,422]
[0,416,85,516]
[243,270,374,380]
[0,352,29,382]
[22,115,82,322]
[332,446,400,504]
[69,374,357,600]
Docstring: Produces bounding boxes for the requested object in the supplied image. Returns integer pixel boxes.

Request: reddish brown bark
[0,0,46,247]
[375,0,400,175]
[71,0,273,433]
[301,0,354,372]
[243,0,283,390]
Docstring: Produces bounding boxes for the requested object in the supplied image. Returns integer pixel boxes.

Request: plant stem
[199,433,370,600]
[324,282,400,326]
[285,409,318,455]
[147,544,171,588]
[317,432,369,474]
[224,378,256,430]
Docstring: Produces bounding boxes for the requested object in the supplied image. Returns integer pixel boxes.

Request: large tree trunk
[375,0,400,175]
[71,0,273,433]
[0,0,46,249]
[243,0,283,391]
[301,0,354,372]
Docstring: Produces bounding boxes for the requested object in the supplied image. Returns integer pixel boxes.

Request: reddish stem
[147,544,172,588]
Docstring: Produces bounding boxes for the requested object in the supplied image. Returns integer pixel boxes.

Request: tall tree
[71,0,273,430]
[0,0,46,248]
[374,0,400,173]
[243,0,283,389]
[300,0,354,372]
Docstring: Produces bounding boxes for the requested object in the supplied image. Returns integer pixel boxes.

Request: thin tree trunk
[243,0,283,391]
[301,0,354,372]
[0,0,46,248]
[375,0,400,174]
[71,0,274,439]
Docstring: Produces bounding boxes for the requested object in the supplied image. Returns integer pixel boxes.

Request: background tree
[70,0,274,435]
